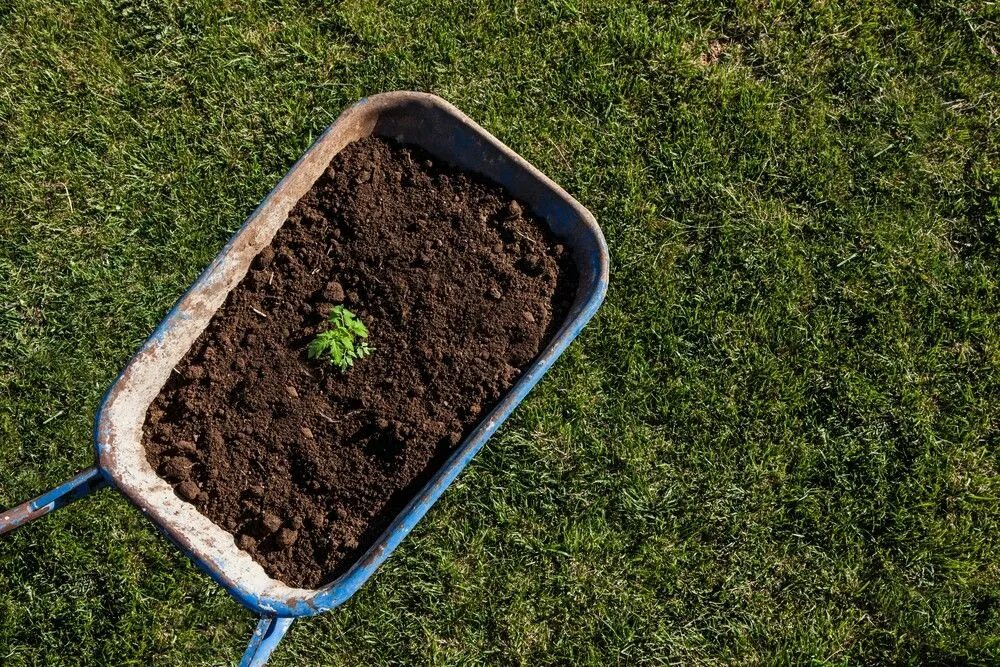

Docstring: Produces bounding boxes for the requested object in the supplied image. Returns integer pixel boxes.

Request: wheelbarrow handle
[3,470,296,666]
[2,470,300,665]
[0,466,108,537]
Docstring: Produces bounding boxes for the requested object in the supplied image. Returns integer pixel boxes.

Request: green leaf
[308,305,373,372]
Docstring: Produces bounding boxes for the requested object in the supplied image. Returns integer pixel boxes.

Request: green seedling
[308,305,373,372]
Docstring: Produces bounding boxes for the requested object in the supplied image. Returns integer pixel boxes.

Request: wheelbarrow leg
[240,616,295,667]
[0,466,107,537]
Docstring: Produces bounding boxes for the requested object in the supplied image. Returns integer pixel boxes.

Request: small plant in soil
[308,305,372,371]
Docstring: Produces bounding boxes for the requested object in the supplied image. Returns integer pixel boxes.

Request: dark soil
[142,136,577,588]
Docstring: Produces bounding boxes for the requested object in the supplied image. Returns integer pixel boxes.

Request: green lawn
[2,1,999,664]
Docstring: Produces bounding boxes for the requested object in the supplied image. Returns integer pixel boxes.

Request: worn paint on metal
[0,467,108,537]
[239,616,296,667]
[83,91,608,619]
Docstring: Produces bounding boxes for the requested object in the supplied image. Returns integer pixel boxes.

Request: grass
[1,0,999,664]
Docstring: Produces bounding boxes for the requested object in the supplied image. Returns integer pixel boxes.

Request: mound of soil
[142,136,577,588]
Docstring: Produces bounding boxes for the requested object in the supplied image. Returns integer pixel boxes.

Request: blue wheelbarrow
[0,92,609,665]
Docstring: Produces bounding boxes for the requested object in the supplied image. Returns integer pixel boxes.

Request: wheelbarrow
[0,92,609,665]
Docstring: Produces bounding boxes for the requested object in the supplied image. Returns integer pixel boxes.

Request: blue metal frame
[1,92,609,664]
[240,617,296,666]
[0,467,107,537]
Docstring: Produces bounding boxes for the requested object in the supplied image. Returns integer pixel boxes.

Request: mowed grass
[2,0,999,664]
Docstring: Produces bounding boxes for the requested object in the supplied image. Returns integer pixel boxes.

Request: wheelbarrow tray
[93,91,609,617]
